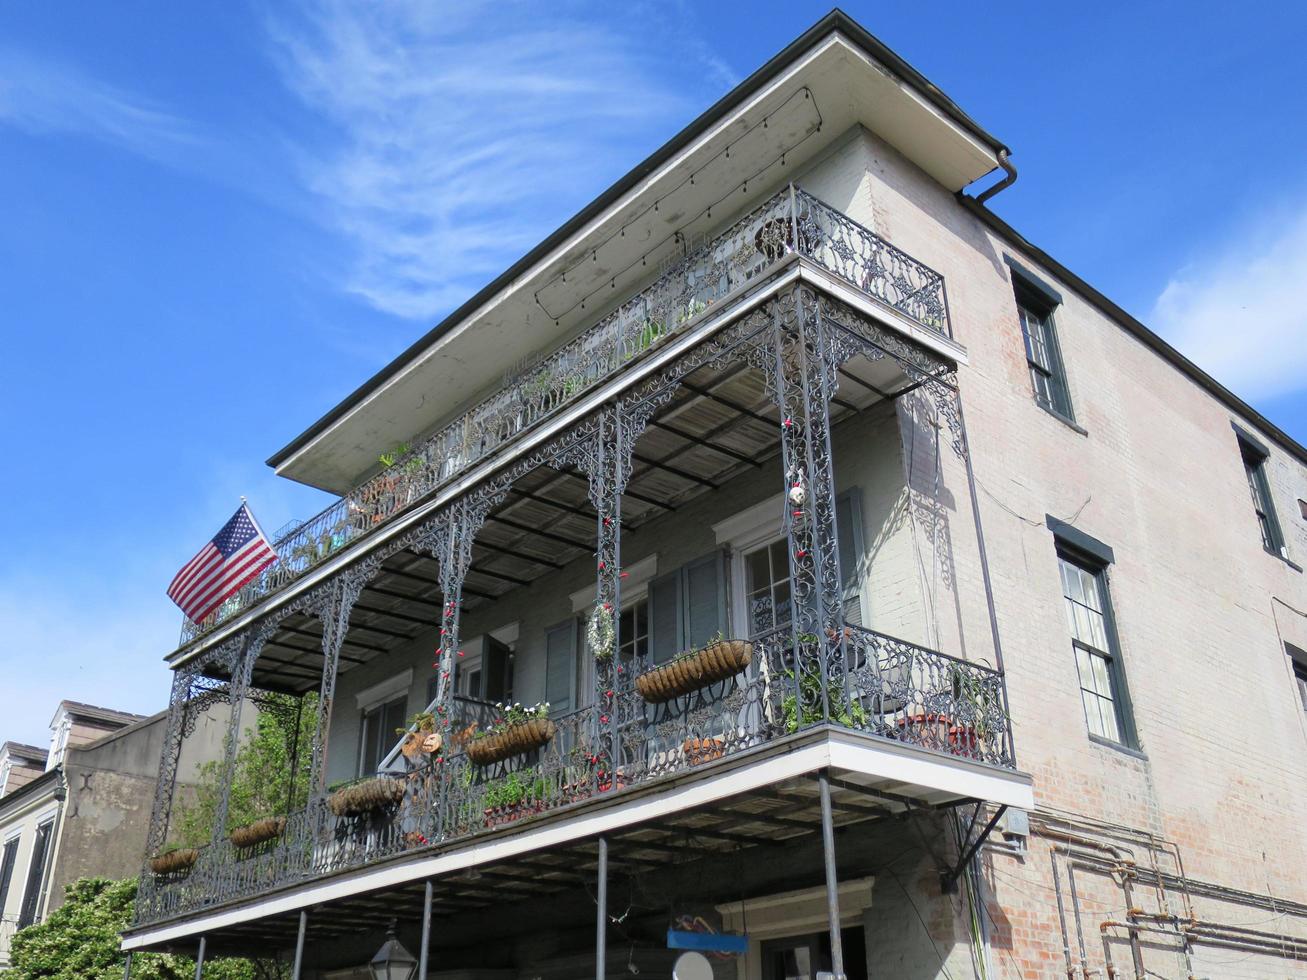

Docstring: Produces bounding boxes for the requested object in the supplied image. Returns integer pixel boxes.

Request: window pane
[1062,555,1129,745]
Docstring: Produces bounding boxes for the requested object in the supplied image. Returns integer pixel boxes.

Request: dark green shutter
[483,636,513,704]
[648,570,682,663]
[836,490,865,626]
[684,551,726,647]
[545,619,577,712]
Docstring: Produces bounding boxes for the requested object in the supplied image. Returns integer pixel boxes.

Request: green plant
[173,693,316,848]
[471,701,551,740]
[779,666,869,734]
[377,442,412,468]
[396,711,436,736]
[7,877,257,980]
[482,771,551,810]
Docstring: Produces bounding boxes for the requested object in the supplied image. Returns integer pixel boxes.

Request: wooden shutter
[648,569,683,663]
[0,837,18,911]
[18,820,52,927]
[836,489,865,626]
[545,619,577,712]
[684,551,726,647]
[483,636,513,704]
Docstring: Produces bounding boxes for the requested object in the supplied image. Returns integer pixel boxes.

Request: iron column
[818,772,844,976]
[596,836,608,980]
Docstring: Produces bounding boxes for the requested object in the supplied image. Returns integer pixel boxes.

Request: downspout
[972,150,1018,205]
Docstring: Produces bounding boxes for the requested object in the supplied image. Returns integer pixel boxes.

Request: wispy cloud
[1151,200,1307,401]
[265,0,723,320]
[0,49,197,159]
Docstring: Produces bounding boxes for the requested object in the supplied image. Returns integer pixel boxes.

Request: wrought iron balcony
[181,186,950,643]
[135,623,1008,926]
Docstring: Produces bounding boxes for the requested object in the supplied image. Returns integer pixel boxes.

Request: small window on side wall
[1237,435,1286,556]
[1012,276,1074,422]
[1057,547,1137,749]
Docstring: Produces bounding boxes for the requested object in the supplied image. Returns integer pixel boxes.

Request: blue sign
[667,929,749,954]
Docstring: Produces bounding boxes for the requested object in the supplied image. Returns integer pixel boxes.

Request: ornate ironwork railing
[134,623,1007,926]
[181,186,950,643]
[0,913,18,965]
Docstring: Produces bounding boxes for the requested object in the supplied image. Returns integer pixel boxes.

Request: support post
[123,952,133,980]
[194,936,206,980]
[770,288,846,724]
[818,772,845,978]
[291,909,307,980]
[419,880,433,980]
[211,636,260,846]
[595,836,608,980]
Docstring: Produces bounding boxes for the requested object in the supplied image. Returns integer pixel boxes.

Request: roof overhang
[269,10,1005,494]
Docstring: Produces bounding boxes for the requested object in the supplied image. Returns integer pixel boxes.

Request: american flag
[168,503,278,624]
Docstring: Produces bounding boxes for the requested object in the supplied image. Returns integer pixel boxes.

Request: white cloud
[264,0,719,320]
[0,49,196,159]
[1151,202,1307,400]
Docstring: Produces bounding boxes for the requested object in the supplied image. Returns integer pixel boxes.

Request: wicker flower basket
[465,718,557,767]
[149,848,198,876]
[229,816,287,849]
[635,640,752,703]
[326,776,407,817]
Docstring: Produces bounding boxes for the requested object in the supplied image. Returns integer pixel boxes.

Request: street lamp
[369,920,419,980]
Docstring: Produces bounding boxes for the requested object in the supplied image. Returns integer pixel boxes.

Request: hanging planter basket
[149,848,199,876]
[229,816,287,850]
[465,718,557,767]
[326,776,407,818]
[635,640,752,704]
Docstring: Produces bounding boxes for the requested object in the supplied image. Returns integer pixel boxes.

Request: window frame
[0,833,20,916]
[1237,434,1286,557]
[1055,542,1139,750]
[357,693,408,778]
[1009,264,1076,425]
[17,817,55,928]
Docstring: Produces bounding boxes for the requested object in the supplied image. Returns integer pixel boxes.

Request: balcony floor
[122,725,1031,955]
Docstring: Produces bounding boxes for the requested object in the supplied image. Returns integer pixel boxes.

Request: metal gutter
[267,8,1009,470]
[956,194,1307,467]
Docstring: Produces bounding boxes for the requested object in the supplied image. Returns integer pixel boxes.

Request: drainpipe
[973,151,1017,205]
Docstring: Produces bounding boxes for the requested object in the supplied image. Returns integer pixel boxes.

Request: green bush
[7,877,256,980]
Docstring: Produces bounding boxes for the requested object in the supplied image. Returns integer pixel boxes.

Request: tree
[7,878,255,980]
[173,693,316,848]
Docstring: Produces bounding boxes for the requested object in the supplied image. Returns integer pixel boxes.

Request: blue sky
[2,1,1304,747]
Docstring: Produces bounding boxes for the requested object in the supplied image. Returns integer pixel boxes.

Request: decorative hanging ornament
[788,483,806,507]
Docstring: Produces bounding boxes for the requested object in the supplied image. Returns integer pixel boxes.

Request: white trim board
[122,730,1031,951]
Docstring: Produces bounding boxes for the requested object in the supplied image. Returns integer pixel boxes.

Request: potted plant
[326,775,407,818]
[229,816,287,850]
[482,771,552,829]
[149,847,199,876]
[635,633,752,703]
[465,702,556,767]
[779,656,870,734]
[682,737,725,765]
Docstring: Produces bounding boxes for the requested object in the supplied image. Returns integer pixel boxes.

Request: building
[0,701,227,969]
[119,10,1307,979]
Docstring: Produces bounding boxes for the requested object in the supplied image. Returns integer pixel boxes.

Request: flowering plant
[587,603,615,661]
[473,701,551,739]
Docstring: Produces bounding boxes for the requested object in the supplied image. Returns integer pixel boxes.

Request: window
[1239,436,1285,555]
[0,836,18,914]
[745,539,792,636]
[1013,278,1074,421]
[1294,660,1307,714]
[619,599,649,663]
[544,618,579,713]
[1058,552,1135,747]
[17,819,53,928]
[358,695,407,776]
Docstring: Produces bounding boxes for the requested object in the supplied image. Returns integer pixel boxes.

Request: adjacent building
[119,11,1307,979]
[1,701,226,969]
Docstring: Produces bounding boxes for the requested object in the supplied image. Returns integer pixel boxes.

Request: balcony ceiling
[270,13,1004,495]
[244,352,911,692]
